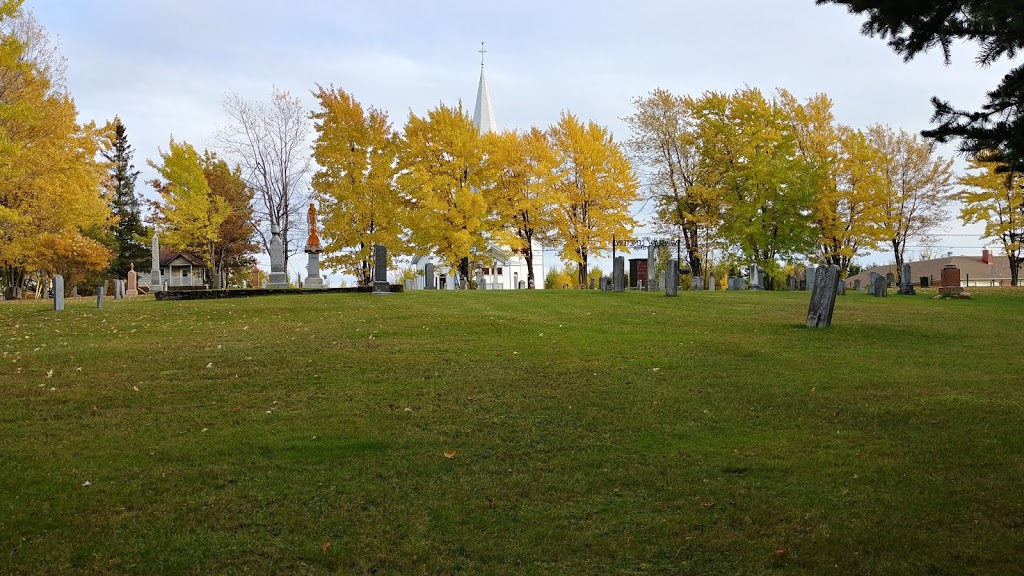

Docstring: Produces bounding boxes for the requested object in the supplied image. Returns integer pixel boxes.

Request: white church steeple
[472,42,497,135]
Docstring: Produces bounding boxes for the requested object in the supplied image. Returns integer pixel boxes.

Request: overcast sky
[28,0,1017,278]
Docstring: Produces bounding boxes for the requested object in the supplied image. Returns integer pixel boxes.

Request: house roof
[159,249,205,267]
[845,253,1013,286]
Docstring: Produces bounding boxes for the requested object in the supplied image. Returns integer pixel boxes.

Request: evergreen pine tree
[817,0,1024,170]
[103,117,150,277]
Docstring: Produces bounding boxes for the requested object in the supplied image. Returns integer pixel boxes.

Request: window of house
[497,267,503,275]
[483,267,490,275]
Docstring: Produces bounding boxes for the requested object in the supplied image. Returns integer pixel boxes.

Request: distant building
[846,249,1019,288]
[151,250,209,289]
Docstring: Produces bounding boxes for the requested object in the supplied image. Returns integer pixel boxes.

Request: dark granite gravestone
[854,279,862,292]
[806,264,841,328]
[372,245,390,295]
[424,262,435,290]
[874,275,888,298]
[806,266,816,291]
[613,256,625,292]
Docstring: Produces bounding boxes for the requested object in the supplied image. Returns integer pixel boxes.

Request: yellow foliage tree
[311,84,404,286]
[780,90,888,275]
[398,102,488,287]
[867,125,955,283]
[625,88,721,279]
[148,139,232,276]
[958,156,1024,285]
[0,2,111,297]
[481,127,556,289]
[548,111,638,288]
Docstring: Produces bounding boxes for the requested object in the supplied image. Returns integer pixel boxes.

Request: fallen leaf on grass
[205,363,213,369]
[321,541,331,553]
[46,369,53,378]
[487,497,495,508]
[775,548,786,558]
[81,481,91,487]
[443,450,456,459]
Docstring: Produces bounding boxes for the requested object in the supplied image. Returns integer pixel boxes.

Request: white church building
[410,45,546,290]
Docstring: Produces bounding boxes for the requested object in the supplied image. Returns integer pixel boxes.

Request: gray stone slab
[874,275,888,298]
[424,263,435,290]
[898,262,916,295]
[267,223,289,289]
[304,251,325,289]
[806,264,841,328]
[54,275,64,311]
[666,259,678,297]
[96,285,105,309]
[806,266,816,291]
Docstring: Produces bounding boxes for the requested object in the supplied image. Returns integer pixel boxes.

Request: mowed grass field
[1,288,1023,575]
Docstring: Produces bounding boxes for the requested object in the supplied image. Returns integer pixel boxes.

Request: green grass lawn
[2,289,1023,575]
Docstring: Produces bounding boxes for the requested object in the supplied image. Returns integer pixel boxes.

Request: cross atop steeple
[479,42,487,67]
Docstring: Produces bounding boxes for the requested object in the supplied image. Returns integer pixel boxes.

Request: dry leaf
[81,480,91,487]
[321,541,331,553]
[443,450,456,459]
[46,369,53,378]
[205,362,213,369]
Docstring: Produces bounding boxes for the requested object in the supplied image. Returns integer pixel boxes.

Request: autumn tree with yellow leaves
[148,139,235,288]
[481,127,557,289]
[693,88,817,288]
[867,125,954,283]
[780,91,888,276]
[958,155,1024,285]
[548,112,638,288]
[398,102,488,287]
[626,88,721,280]
[311,85,404,287]
[0,1,111,297]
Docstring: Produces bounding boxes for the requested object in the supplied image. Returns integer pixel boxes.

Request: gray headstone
[424,263,435,290]
[613,256,625,292]
[53,275,64,311]
[590,277,596,290]
[788,276,797,291]
[806,265,841,328]
[886,272,896,288]
[837,278,846,296]
[806,267,816,291]
[150,234,162,291]
[96,285,105,309]
[868,272,882,295]
[691,275,703,291]
[898,263,916,295]
[267,223,289,289]
[372,245,390,295]
[666,259,679,297]
[519,280,526,289]
[874,275,888,298]
[748,264,763,290]
[647,244,656,292]
[854,279,862,292]
[708,274,716,291]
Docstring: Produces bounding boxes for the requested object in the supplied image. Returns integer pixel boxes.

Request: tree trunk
[1010,254,1021,286]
